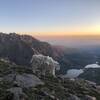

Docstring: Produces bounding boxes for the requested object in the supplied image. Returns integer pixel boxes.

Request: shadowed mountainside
[0,33,54,66]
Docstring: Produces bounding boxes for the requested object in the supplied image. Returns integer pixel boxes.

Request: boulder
[4,73,44,88]
[84,95,96,100]
[15,73,44,88]
[68,95,80,100]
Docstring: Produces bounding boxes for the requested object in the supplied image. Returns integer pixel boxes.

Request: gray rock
[68,95,80,100]
[85,95,96,100]
[4,73,44,88]
[0,77,3,81]
[3,73,16,82]
[15,73,44,88]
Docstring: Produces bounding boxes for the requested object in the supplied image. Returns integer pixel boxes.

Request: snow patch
[85,64,100,68]
[64,69,84,78]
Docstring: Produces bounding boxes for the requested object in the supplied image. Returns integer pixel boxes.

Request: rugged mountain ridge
[0,33,34,65]
[0,33,54,66]
[21,35,54,57]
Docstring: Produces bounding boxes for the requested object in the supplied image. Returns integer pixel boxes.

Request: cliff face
[21,35,54,57]
[0,33,34,65]
[0,33,61,77]
[0,33,54,66]
[31,54,60,76]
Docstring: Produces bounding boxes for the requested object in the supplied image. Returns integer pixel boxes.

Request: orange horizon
[18,32,100,37]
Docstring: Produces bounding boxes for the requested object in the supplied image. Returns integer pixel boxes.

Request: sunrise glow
[0,0,100,38]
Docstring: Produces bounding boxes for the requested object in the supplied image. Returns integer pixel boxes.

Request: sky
[0,0,100,37]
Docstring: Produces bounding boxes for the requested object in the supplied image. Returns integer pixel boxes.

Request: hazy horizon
[0,0,100,36]
[0,0,100,47]
[35,35,100,47]
[18,33,100,47]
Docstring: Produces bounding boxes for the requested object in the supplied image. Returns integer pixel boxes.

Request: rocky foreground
[0,57,100,100]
